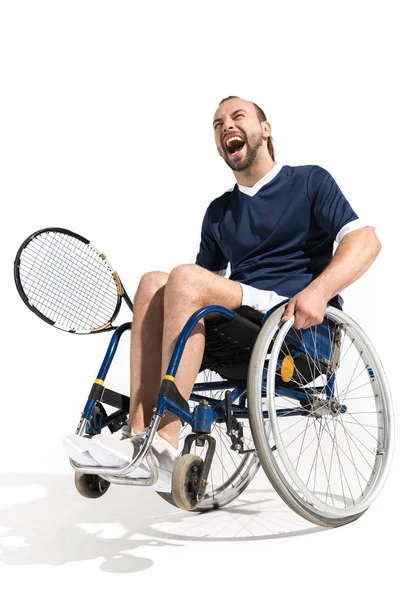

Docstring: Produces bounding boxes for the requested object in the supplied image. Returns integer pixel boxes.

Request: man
[63,96,381,490]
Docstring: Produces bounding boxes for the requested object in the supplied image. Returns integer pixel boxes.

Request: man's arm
[281,227,381,329]
[195,206,228,274]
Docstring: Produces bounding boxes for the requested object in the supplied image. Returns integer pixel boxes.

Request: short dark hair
[218,96,275,161]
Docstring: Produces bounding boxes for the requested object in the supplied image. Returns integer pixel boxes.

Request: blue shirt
[195,163,360,298]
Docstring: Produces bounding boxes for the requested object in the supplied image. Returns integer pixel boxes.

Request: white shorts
[239,282,288,314]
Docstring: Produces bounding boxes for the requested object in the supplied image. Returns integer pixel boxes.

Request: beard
[220,130,264,172]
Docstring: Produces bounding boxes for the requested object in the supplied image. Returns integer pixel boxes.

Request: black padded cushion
[231,304,265,327]
[200,299,342,381]
[200,306,263,379]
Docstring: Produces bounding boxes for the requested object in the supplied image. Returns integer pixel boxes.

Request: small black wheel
[171,454,205,510]
[74,472,111,499]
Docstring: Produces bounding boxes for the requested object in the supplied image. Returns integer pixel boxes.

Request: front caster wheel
[74,472,111,499]
[171,454,205,510]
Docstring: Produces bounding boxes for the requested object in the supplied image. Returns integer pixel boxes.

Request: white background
[1,0,399,597]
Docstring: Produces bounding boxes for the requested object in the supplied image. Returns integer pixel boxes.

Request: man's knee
[134,271,169,303]
[168,264,207,287]
[166,264,239,308]
[167,264,206,301]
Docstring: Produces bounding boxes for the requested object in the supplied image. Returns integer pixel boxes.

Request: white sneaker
[62,435,99,466]
[89,426,150,479]
[62,425,141,468]
[89,429,179,491]
[149,434,180,492]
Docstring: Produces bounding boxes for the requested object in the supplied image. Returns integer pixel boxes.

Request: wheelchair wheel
[171,454,205,510]
[247,303,394,527]
[159,369,260,511]
[74,472,111,499]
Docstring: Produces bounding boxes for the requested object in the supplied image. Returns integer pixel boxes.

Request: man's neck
[234,158,276,188]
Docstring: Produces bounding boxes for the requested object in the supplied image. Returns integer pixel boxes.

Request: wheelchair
[71,299,394,528]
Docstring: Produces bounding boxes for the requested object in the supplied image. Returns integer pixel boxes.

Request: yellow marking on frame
[99,253,107,260]
[95,378,104,386]
[164,375,175,382]
[281,355,295,383]
[112,271,125,296]
[91,322,112,332]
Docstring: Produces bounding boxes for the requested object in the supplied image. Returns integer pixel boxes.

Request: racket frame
[14,227,132,334]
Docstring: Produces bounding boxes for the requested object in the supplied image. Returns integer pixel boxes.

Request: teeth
[226,136,244,149]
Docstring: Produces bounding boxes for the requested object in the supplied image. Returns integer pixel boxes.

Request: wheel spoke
[253,307,392,523]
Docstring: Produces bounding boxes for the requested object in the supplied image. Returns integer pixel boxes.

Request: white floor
[1,463,398,598]
[2,2,399,597]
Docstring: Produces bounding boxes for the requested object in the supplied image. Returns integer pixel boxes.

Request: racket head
[14,227,124,334]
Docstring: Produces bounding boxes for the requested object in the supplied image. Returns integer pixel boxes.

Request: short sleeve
[308,166,360,242]
[195,207,228,274]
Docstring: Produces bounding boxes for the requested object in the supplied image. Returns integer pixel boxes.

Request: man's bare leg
[157,264,243,448]
[128,271,168,433]
[127,265,242,449]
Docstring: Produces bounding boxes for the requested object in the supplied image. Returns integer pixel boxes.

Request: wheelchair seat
[201,298,342,380]
[201,305,263,379]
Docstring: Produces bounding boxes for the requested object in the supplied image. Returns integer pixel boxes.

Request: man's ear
[262,120,272,141]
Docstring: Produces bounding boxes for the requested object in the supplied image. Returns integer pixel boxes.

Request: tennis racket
[14,227,133,334]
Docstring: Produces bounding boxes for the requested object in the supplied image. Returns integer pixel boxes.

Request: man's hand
[281,287,329,330]
[280,228,381,331]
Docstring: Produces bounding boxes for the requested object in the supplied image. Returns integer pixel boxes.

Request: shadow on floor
[0,472,324,572]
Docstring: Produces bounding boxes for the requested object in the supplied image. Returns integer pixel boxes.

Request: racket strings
[21,234,117,329]
[24,234,114,303]
[20,236,117,330]
[19,231,119,332]
[22,241,114,320]
[21,237,110,322]
[33,235,116,315]
[21,244,115,330]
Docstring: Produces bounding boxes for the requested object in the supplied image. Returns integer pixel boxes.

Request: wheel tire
[247,304,394,527]
[74,472,111,499]
[157,368,260,512]
[171,454,205,511]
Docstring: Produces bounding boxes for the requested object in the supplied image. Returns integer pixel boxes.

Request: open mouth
[225,136,246,156]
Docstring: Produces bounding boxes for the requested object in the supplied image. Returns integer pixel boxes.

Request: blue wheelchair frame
[81,304,346,439]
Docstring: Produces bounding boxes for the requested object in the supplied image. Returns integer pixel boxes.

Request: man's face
[213,98,264,172]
